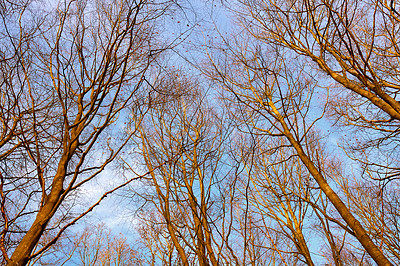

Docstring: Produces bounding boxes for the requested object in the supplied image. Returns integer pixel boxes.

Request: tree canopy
[1,0,400,265]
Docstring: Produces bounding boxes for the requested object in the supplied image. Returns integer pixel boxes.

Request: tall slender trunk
[278,117,392,266]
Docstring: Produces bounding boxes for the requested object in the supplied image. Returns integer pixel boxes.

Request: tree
[237,137,317,265]
[0,0,172,264]
[202,0,400,264]
[27,223,142,266]
[129,72,231,265]
[205,30,391,265]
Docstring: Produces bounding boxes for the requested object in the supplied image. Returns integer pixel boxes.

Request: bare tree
[27,223,142,266]
[196,0,400,263]
[0,0,173,265]
[204,25,392,263]
[235,136,316,265]
[128,72,234,265]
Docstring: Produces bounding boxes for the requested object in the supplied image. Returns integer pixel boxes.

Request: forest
[1,0,400,265]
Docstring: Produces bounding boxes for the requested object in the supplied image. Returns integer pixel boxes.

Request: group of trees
[1,0,400,265]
